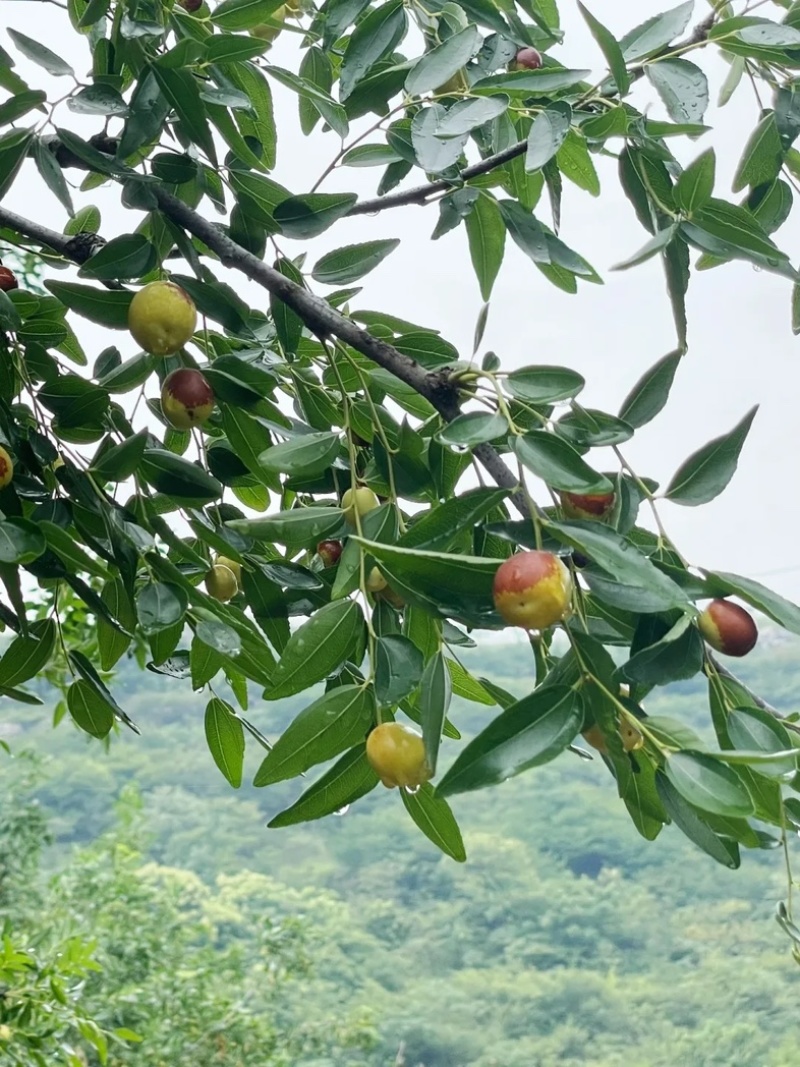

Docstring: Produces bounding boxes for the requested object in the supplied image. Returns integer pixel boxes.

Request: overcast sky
[5,0,800,602]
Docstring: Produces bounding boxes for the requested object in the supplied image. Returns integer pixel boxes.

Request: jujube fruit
[205,563,238,603]
[698,599,758,657]
[560,490,615,521]
[179,0,202,10]
[492,550,572,630]
[366,566,388,594]
[342,486,379,527]
[512,46,543,70]
[317,540,343,567]
[215,555,242,586]
[251,7,287,46]
[0,267,18,292]
[366,722,432,789]
[582,720,644,755]
[128,280,197,356]
[0,446,13,488]
[161,368,214,430]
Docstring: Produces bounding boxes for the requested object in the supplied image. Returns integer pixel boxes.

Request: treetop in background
[2,0,800,953]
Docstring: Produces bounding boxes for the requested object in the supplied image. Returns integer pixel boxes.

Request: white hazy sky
[4,0,800,599]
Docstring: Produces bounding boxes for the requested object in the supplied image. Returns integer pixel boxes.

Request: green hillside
[4,629,800,1066]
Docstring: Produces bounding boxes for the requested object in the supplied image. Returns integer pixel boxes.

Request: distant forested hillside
[4,628,800,1066]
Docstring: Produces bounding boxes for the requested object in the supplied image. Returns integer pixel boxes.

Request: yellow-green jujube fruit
[366,722,432,789]
[342,486,379,527]
[205,563,238,603]
[128,281,197,356]
[492,550,572,630]
[0,445,14,488]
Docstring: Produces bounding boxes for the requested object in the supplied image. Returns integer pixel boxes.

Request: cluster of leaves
[3,0,800,903]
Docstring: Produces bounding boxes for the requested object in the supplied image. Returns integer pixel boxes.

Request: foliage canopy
[3,0,800,940]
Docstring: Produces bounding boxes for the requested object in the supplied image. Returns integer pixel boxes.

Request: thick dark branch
[348,140,527,217]
[0,203,105,265]
[0,195,528,512]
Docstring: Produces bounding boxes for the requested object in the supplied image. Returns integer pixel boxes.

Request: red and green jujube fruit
[492,550,573,630]
[698,599,758,657]
[160,368,215,430]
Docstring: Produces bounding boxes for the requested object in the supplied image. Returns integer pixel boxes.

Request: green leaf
[266,599,364,700]
[512,432,613,494]
[67,84,129,117]
[0,619,56,688]
[311,239,400,285]
[665,751,754,817]
[419,651,451,775]
[140,449,223,505]
[33,138,74,217]
[618,350,682,429]
[727,706,796,779]
[228,506,345,548]
[260,432,340,476]
[435,97,509,138]
[399,487,508,551]
[375,635,424,707]
[674,148,715,215]
[339,0,407,101]
[80,235,156,281]
[732,112,783,193]
[617,613,704,687]
[465,194,505,301]
[619,2,693,61]
[506,364,585,404]
[0,519,46,565]
[473,69,591,95]
[268,743,379,826]
[577,2,630,96]
[702,570,800,637]
[401,783,466,862]
[682,199,795,279]
[136,581,188,635]
[274,193,358,238]
[547,521,691,611]
[46,281,132,329]
[655,772,740,868]
[405,26,480,96]
[255,685,374,785]
[0,130,35,201]
[97,579,134,671]
[0,90,46,125]
[211,0,285,29]
[355,537,499,621]
[342,144,402,167]
[526,103,572,173]
[437,686,583,797]
[8,28,74,77]
[195,619,242,656]
[152,63,216,164]
[67,679,115,739]
[436,412,508,447]
[556,129,600,196]
[665,405,757,506]
[611,224,678,272]
[91,430,149,482]
[646,59,708,125]
[205,697,245,788]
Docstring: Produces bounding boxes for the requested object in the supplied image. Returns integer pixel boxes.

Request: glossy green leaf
[46,281,132,329]
[205,697,245,788]
[260,432,340,476]
[375,635,424,707]
[229,507,344,547]
[401,784,466,862]
[419,651,451,775]
[8,28,74,77]
[727,706,797,779]
[618,350,682,429]
[268,744,379,826]
[274,193,358,238]
[339,0,407,101]
[405,26,480,96]
[619,2,693,61]
[465,194,505,301]
[732,112,783,193]
[646,58,708,125]
[140,450,223,505]
[436,411,508,447]
[152,63,216,164]
[136,581,188,635]
[512,432,612,494]
[577,2,629,96]
[68,679,115,739]
[0,619,56,689]
[506,364,585,404]
[266,599,364,700]
[526,103,572,173]
[80,235,156,281]
[665,751,754,817]
[665,406,757,506]
[655,772,740,868]
[0,519,46,565]
[437,686,583,796]
[311,239,399,285]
